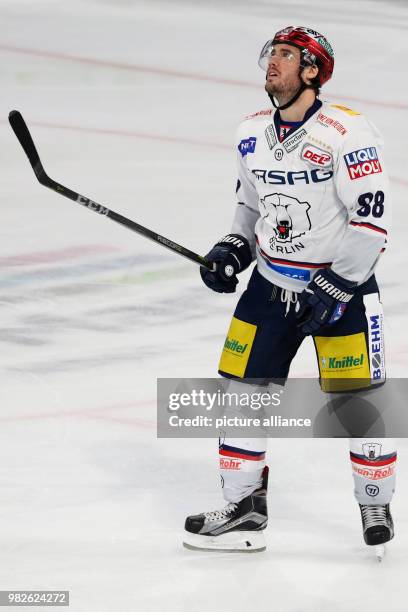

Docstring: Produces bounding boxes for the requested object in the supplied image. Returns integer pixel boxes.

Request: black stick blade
[9,110,43,174]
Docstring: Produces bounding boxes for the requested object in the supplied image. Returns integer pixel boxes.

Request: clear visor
[258,40,315,71]
[258,40,297,70]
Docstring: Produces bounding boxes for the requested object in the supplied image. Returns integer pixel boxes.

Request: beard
[265,74,302,104]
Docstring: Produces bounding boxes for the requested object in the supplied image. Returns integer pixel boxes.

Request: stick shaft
[8,110,213,270]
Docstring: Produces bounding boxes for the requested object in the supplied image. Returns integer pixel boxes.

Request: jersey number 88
[357,191,385,218]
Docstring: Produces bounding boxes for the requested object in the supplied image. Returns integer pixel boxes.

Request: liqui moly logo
[344,147,382,180]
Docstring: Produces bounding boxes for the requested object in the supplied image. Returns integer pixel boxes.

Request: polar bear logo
[259,193,311,244]
[362,443,382,460]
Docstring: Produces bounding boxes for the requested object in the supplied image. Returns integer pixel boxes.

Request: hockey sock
[218,380,267,503]
[349,438,396,505]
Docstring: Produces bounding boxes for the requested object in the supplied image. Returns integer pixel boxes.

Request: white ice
[0,0,407,610]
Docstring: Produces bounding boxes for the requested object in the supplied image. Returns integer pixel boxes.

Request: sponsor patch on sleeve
[238,137,257,157]
[343,146,382,180]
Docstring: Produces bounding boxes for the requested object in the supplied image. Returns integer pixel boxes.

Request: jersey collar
[274,98,323,143]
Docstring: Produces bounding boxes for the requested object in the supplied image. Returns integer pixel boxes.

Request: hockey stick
[8,110,214,270]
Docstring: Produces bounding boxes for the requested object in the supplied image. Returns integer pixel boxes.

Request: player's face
[264,44,302,101]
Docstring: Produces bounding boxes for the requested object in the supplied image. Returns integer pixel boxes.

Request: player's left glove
[200,234,253,293]
[296,268,357,335]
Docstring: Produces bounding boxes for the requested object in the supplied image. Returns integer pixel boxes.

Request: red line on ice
[0,44,252,88]
[5,118,406,189]
[1,44,407,111]
[0,399,156,427]
[25,119,228,151]
[0,244,119,267]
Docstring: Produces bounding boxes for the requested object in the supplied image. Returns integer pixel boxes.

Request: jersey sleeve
[230,125,261,258]
[331,117,390,284]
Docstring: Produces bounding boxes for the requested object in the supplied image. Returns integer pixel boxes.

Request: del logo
[301,144,332,168]
[238,137,257,157]
[344,147,382,180]
[322,354,364,369]
[224,337,248,354]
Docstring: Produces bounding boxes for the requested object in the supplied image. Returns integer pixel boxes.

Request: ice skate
[183,468,268,553]
[359,503,394,561]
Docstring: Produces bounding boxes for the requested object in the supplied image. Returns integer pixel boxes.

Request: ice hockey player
[183,26,396,558]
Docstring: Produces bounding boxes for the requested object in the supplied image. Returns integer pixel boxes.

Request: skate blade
[375,544,386,562]
[183,530,266,553]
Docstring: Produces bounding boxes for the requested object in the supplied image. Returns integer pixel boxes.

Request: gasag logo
[301,143,333,167]
[344,147,382,180]
[252,168,333,185]
[238,137,257,157]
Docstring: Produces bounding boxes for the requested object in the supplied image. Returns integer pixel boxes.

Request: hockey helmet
[259,26,334,86]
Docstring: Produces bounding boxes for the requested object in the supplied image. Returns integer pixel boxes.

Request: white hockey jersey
[231,100,390,292]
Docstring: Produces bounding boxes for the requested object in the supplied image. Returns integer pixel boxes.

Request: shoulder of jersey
[242,108,274,122]
[319,100,370,133]
[237,108,273,139]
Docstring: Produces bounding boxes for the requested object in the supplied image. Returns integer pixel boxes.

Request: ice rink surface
[0,0,407,610]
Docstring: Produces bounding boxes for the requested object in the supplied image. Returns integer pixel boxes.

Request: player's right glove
[296,268,357,335]
[200,234,253,293]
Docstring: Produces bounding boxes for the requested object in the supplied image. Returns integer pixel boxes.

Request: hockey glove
[200,234,253,293]
[296,268,357,335]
